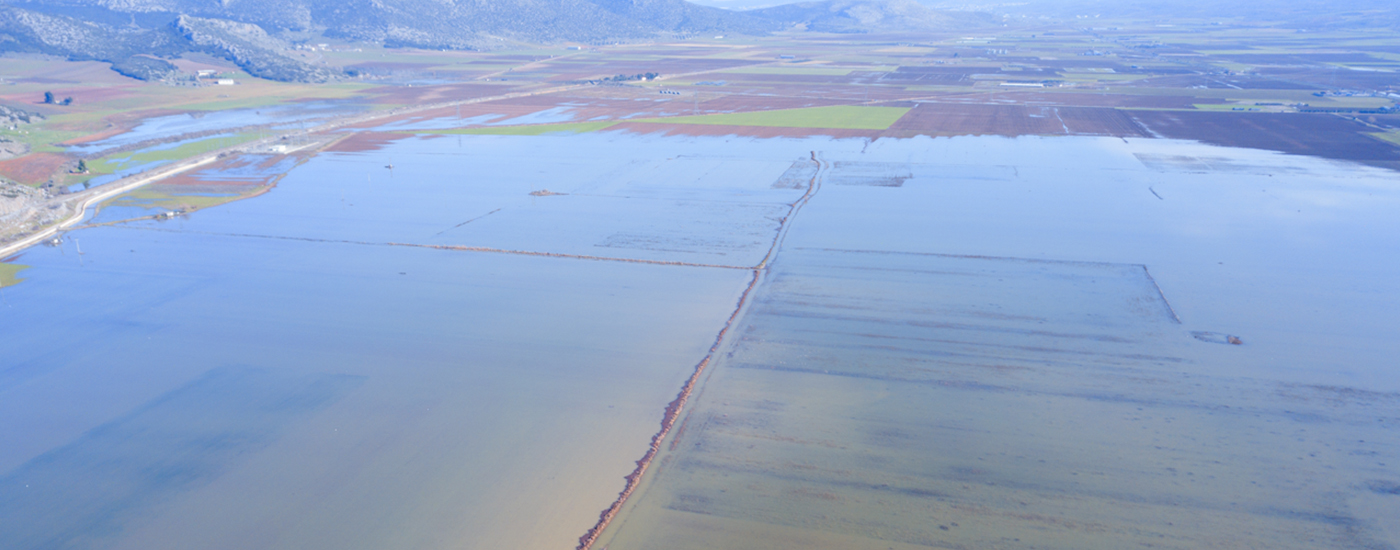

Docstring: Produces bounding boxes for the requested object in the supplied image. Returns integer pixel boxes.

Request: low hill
[0,0,1001,82]
[750,0,999,33]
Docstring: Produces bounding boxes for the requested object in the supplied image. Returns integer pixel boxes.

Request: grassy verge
[633,105,911,130]
[0,262,29,288]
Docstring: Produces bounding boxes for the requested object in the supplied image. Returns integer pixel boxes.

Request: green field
[87,133,262,176]
[1370,132,1400,146]
[104,187,250,212]
[0,128,92,153]
[423,121,619,136]
[0,262,28,288]
[636,106,912,130]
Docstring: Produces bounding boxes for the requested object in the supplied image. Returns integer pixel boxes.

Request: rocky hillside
[174,15,338,82]
[0,0,1000,82]
[750,0,998,33]
[0,5,326,81]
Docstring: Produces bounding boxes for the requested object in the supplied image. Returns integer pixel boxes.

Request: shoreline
[0,83,589,259]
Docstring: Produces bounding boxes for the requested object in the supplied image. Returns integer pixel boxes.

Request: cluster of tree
[588,72,660,85]
[42,92,73,106]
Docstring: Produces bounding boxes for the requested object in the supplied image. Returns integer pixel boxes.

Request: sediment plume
[574,151,825,550]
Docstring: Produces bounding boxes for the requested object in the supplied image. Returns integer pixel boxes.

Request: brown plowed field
[324,131,412,153]
[883,103,1150,137]
[1125,75,1321,90]
[608,122,878,139]
[541,58,758,81]
[157,154,301,187]
[1218,53,1383,64]
[1130,111,1400,163]
[705,73,873,85]
[690,94,854,113]
[0,153,72,185]
[1255,68,1400,90]
[361,83,515,105]
[977,92,1216,109]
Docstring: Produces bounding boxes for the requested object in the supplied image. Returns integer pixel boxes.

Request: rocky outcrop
[0,105,45,127]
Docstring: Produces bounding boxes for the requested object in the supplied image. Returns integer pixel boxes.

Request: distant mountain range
[751,0,995,33]
[0,0,994,82]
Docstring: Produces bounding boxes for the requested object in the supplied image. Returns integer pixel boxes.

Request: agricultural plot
[635,106,911,130]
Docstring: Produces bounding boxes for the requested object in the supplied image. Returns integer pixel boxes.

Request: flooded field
[2,127,1398,550]
[593,135,1400,549]
[67,102,367,154]
[0,130,804,550]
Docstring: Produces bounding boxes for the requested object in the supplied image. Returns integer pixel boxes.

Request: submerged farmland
[2,23,1399,550]
[3,126,1397,550]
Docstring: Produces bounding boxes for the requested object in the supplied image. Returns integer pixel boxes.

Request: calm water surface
[3,131,1398,550]
[596,135,1400,550]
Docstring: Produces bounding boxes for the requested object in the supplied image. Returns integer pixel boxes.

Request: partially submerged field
[1,16,1398,550]
[594,135,1400,550]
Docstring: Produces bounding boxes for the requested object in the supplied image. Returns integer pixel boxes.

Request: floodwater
[0,130,804,550]
[67,102,366,154]
[2,129,1398,550]
[593,135,1400,549]
[68,134,247,193]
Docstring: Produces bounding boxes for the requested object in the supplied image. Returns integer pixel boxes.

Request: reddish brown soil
[5,84,137,107]
[360,82,516,105]
[540,58,758,81]
[1254,68,1400,91]
[609,47,735,57]
[61,125,133,146]
[1124,74,1322,90]
[158,154,301,187]
[884,103,1151,138]
[323,131,414,153]
[696,94,852,112]
[144,182,262,194]
[1130,111,1400,163]
[1218,53,1384,64]
[713,73,882,86]
[0,152,72,185]
[975,92,1216,109]
[608,122,879,139]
